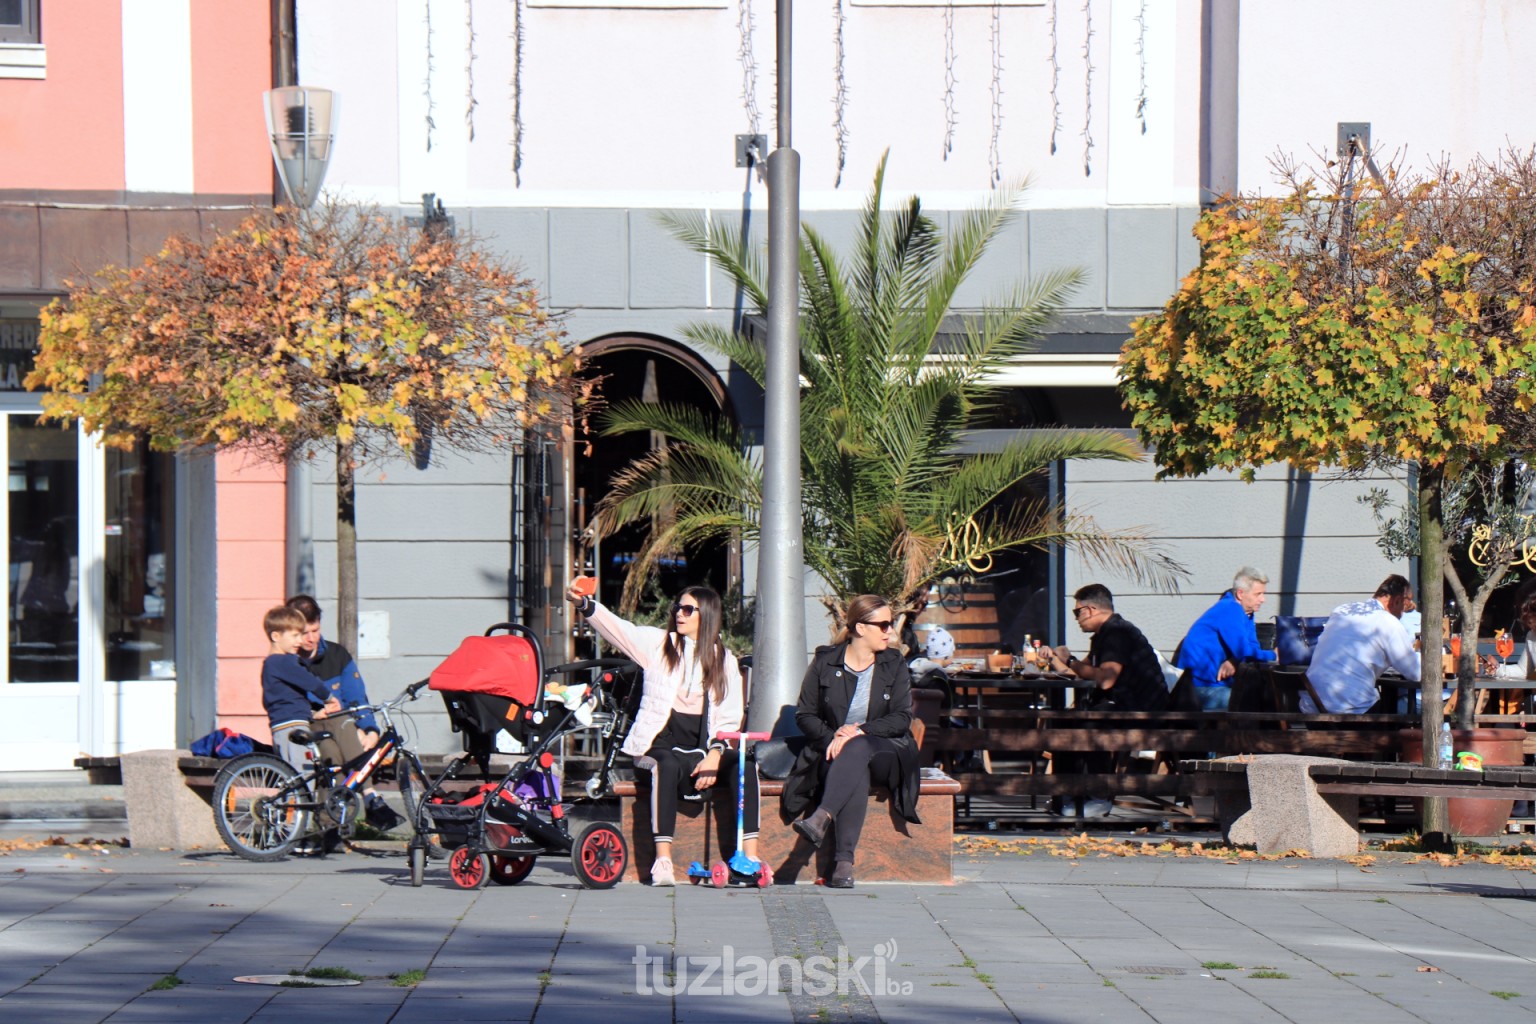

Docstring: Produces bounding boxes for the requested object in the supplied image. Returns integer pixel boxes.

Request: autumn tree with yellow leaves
[1120,150,1536,813]
[29,202,578,652]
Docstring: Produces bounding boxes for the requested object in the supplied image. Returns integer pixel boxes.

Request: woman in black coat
[782,594,921,888]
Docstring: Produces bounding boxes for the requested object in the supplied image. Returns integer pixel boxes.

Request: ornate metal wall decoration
[466,0,479,141]
[510,0,525,185]
[1080,0,1094,176]
[942,2,957,160]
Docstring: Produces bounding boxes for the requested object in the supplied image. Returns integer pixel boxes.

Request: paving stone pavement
[0,831,1533,1024]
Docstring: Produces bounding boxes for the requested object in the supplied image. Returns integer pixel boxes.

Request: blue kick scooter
[687,730,773,888]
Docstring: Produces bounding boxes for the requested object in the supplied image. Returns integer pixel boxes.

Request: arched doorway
[573,335,740,637]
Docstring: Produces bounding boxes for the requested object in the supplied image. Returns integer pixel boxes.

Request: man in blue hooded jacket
[1175,567,1277,710]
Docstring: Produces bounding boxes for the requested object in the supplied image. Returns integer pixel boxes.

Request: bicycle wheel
[395,753,445,858]
[571,822,627,889]
[213,754,310,861]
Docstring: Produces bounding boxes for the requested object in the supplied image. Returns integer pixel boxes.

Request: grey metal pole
[747,0,806,734]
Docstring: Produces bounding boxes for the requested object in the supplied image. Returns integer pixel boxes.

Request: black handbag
[753,735,805,779]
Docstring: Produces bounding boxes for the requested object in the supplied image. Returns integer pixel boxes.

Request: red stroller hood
[429,634,540,705]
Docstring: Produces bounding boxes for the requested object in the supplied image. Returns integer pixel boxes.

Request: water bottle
[1438,721,1454,769]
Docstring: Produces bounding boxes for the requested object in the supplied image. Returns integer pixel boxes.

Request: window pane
[105,444,175,681]
[9,415,79,684]
[0,1,22,28]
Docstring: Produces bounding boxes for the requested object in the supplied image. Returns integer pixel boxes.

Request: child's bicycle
[211,682,436,861]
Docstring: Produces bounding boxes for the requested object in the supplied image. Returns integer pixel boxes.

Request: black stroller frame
[406,622,633,890]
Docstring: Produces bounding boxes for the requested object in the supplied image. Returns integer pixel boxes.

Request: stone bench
[1180,756,1536,856]
[612,770,962,884]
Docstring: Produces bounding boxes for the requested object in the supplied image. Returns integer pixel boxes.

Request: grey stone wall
[1064,458,1409,655]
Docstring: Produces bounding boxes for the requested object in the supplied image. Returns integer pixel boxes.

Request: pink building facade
[0,0,281,767]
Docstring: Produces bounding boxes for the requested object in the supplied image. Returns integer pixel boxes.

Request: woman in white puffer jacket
[567,581,758,886]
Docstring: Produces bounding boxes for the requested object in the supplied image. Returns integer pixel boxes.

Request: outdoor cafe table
[943,669,1095,713]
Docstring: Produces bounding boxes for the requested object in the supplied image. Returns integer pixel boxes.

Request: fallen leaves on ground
[0,835,128,856]
[953,834,1536,870]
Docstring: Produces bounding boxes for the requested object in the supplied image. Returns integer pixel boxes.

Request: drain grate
[1119,966,1188,975]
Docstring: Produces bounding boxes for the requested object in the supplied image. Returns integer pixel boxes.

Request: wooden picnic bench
[930,708,1419,820]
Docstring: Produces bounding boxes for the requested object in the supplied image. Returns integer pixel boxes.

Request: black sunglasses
[861,619,895,631]
[674,603,700,617]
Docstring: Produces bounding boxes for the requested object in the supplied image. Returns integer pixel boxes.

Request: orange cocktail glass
[1497,631,1515,659]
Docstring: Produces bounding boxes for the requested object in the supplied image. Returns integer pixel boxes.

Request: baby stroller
[407,622,631,890]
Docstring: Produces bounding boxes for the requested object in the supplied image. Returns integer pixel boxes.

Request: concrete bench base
[614,773,961,884]
[121,749,224,851]
[1218,755,1361,858]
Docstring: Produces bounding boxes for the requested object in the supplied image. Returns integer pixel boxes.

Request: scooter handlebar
[715,730,771,742]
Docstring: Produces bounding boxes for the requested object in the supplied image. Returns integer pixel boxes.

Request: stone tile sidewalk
[1,830,1533,1023]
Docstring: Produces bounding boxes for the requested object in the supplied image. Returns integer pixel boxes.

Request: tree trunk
[1444,552,1518,731]
[1417,466,1450,835]
[336,437,359,656]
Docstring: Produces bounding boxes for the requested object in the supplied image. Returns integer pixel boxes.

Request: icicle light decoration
[466,0,479,141]
[424,0,437,152]
[1047,0,1061,155]
[1080,0,1094,176]
[738,0,762,137]
[988,3,1002,186]
[942,2,957,160]
[509,0,525,186]
[831,0,850,187]
[1134,0,1148,135]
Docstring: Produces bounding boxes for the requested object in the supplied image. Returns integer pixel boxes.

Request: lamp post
[263,86,335,210]
[264,86,334,610]
[746,0,806,733]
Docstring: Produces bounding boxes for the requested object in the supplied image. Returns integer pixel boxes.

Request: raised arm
[583,601,667,671]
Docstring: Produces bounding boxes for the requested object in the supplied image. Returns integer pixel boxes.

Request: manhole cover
[1120,966,1188,975]
[234,975,362,987]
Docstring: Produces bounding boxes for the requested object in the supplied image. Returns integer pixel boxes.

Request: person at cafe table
[1299,574,1422,714]
[1172,567,1277,711]
[1043,584,1169,712]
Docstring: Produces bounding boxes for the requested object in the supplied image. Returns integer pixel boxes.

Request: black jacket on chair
[780,643,922,824]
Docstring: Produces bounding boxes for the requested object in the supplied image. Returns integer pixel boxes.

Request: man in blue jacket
[1175,567,1277,710]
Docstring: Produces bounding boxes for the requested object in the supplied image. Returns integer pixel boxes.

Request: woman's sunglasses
[861,619,894,631]
[674,603,700,617]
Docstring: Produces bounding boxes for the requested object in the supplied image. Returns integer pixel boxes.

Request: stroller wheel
[408,845,426,888]
[449,847,490,890]
[489,854,537,886]
[571,822,628,889]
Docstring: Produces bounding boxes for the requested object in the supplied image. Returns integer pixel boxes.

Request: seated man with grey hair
[1173,567,1278,711]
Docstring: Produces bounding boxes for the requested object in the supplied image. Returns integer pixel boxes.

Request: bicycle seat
[288,728,313,745]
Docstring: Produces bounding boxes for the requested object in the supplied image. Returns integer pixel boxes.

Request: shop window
[105,444,175,682]
[9,414,78,683]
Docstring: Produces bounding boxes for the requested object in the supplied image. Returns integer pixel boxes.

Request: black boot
[826,861,855,889]
[366,797,404,832]
[793,807,832,849]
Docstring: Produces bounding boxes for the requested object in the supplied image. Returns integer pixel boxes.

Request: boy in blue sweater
[261,605,401,831]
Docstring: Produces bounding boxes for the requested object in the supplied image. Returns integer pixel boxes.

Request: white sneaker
[650,856,675,887]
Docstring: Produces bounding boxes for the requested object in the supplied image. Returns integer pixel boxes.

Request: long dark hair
[660,586,729,701]
[836,594,891,645]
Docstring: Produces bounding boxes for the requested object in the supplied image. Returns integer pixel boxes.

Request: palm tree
[591,154,1186,617]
